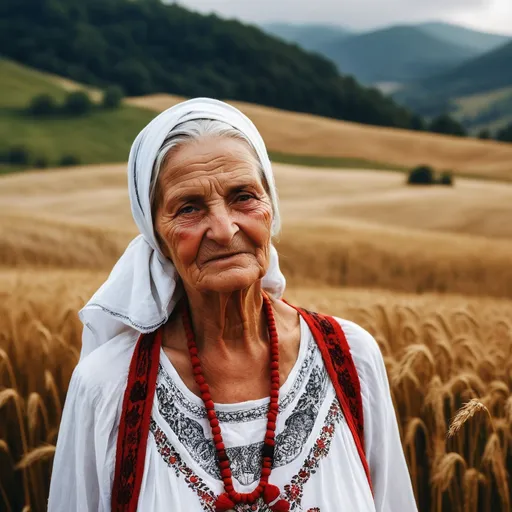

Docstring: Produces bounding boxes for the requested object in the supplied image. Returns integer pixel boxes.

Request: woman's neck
[184,282,267,356]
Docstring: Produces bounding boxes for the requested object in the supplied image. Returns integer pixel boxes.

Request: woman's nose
[206,205,239,245]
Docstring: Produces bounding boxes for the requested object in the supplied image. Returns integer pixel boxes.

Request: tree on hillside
[496,122,512,143]
[429,114,467,137]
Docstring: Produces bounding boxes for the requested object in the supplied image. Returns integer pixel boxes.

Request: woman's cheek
[171,226,203,268]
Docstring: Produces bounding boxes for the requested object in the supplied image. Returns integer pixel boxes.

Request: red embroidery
[293,308,372,493]
[111,329,162,512]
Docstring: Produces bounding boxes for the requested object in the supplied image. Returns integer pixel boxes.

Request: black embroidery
[155,364,329,486]
[158,335,317,423]
[150,399,342,511]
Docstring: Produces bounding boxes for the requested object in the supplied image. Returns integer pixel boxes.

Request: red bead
[215,493,235,511]
[207,410,216,420]
[270,403,278,412]
[189,346,198,356]
[190,355,201,367]
[271,370,279,380]
[266,439,275,447]
[224,477,232,487]
[200,383,209,393]
[220,460,230,469]
[233,492,242,503]
[263,484,281,504]
[202,392,212,402]
[213,433,222,443]
[256,485,263,494]
[211,419,219,428]
[196,375,206,385]
[268,412,277,422]
[266,430,275,440]
[193,366,202,375]
[218,450,227,461]
[262,467,271,476]
[220,468,231,479]
[215,442,225,451]
[204,400,214,410]
[271,382,279,390]
[267,421,276,430]
[270,361,279,370]
[212,426,221,435]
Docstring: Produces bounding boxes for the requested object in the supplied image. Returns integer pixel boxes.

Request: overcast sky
[175,0,512,35]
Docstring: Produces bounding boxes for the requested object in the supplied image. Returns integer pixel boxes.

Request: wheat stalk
[447,399,492,438]
[15,445,56,470]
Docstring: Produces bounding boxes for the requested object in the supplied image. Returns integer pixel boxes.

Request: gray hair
[150,119,273,220]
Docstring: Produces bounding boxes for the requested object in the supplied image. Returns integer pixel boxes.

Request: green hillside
[418,22,509,54]
[418,39,512,98]
[0,58,155,171]
[0,0,418,131]
[318,25,477,85]
[394,39,512,130]
[261,23,353,53]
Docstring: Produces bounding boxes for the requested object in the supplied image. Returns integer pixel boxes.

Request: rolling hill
[0,58,155,170]
[0,0,417,131]
[394,40,512,132]
[128,94,512,181]
[316,25,478,85]
[405,39,512,99]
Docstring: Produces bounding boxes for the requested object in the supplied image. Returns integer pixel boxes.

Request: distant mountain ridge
[262,23,353,53]
[317,25,477,84]
[261,21,510,86]
[418,22,510,54]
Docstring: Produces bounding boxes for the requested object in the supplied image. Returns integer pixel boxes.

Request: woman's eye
[237,194,254,202]
[177,205,197,216]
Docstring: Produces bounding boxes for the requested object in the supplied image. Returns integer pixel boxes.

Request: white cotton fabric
[48,317,418,512]
[78,98,286,360]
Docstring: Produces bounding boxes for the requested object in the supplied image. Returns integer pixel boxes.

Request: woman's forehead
[160,136,262,187]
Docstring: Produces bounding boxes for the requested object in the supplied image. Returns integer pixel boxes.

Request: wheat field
[1,161,512,511]
[127,94,512,180]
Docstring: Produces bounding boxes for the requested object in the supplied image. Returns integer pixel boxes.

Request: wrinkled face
[153,136,273,294]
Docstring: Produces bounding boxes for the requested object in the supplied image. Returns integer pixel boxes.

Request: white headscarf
[78,98,286,360]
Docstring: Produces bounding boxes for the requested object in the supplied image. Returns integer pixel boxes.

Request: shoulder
[331,317,391,404]
[334,318,383,370]
[71,329,140,402]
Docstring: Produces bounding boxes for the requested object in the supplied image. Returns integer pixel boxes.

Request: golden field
[1,157,512,511]
[127,94,512,181]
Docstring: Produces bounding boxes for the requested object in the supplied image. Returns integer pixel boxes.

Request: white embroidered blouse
[48,317,417,512]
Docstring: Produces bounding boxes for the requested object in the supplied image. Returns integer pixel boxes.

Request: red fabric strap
[111,328,162,512]
[293,306,373,493]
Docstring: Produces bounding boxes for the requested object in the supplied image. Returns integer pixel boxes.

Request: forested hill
[0,0,420,130]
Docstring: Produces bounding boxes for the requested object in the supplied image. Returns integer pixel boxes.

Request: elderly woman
[48,99,417,512]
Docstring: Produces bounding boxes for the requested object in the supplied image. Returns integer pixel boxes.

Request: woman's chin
[196,267,261,294]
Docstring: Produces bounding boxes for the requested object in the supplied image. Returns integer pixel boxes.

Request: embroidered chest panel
[154,335,330,486]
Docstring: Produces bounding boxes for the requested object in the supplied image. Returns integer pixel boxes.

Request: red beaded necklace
[181,294,290,512]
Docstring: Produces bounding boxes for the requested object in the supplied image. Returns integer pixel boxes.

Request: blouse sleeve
[47,352,127,511]
[339,319,418,512]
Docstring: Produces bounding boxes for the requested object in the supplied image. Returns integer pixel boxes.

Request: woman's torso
[138,316,375,512]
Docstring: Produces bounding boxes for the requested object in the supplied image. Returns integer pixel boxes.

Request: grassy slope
[0,58,155,169]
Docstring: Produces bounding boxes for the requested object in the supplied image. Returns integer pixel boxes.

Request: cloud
[176,0,491,29]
